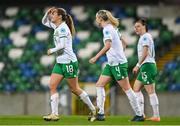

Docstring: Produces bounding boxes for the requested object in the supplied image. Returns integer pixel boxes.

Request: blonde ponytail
[96,10,119,28]
[105,10,119,27]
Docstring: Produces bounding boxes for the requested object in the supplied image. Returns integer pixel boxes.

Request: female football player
[42,7,96,122]
[89,10,144,121]
[133,18,160,122]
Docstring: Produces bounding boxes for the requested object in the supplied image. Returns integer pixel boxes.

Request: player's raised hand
[47,7,55,14]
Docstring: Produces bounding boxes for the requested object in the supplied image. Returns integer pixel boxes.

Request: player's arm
[133,45,149,74]
[138,46,149,66]
[42,7,56,29]
[117,29,127,50]
[89,40,111,64]
[47,37,67,55]
[120,35,127,51]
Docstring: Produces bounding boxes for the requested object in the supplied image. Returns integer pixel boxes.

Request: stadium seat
[137,6,150,18]
[5,7,19,17]
[0,62,5,72]
[0,19,14,29]
[76,31,90,41]
[125,48,134,58]
[40,55,55,67]
[40,75,51,88]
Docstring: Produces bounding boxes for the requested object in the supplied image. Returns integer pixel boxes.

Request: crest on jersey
[105,31,110,35]
[143,37,147,41]
[60,28,66,33]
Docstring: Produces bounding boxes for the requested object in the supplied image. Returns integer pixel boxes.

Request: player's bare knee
[125,84,132,90]
[49,84,57,92]
[147,90,155,95]
[96,82,104,87]
[122,87,131,92]
[145,86,155,94]
[133,88,141,92]
[133,85,141,92]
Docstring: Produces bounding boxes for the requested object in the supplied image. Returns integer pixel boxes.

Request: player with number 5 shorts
[133,18,160,122]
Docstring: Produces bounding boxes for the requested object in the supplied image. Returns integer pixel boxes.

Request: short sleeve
[141,35,150,47]
[59,27,68,38]
[117,29,122,39]
[103,28,112,42]
[49,22,56,29]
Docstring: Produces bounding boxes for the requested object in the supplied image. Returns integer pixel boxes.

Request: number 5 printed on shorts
[142,72,147,82]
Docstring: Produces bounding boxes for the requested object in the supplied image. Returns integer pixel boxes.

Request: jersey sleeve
[103,28,112,42]
[50,27,68,54]
[55,27,68,47]
[42,12,56,29]
[117,29,122,39]
[141,35,151,47]
[59,27,68,38]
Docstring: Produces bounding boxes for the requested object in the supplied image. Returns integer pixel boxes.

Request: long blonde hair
[96,10,119,27]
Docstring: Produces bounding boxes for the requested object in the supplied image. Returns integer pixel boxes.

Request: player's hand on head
[47,7,55,14]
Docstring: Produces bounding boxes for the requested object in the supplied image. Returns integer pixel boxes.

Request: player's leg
[133,80,145,118]
[117,77,144,121]
[50,73,64,115]
[67,77,96,112]
[96,75,112,121]
[65,61,96,121]
[112,63,144,121]
[95,64,112,121]
[43,63,64,121]
[138,63,160,122]
[67,77,96,122]
[144,84,160,122]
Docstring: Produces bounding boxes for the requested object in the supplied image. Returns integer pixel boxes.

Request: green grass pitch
[0,115,180,125]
